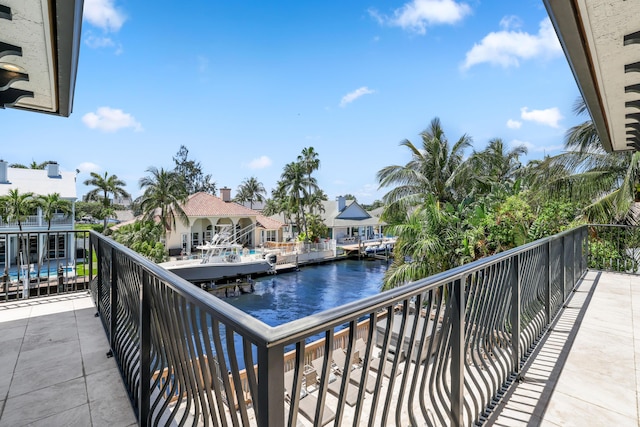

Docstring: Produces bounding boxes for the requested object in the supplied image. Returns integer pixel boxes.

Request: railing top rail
[90,225,588,348]
[90,231,274,345]
[265,224,587,346]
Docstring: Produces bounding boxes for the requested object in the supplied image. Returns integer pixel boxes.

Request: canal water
[225,258,388,326]
[220,258,388,369]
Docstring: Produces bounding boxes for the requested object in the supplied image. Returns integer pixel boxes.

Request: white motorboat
[159,230,276,283]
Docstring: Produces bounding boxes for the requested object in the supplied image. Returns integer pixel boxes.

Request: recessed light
[0,63,23,72]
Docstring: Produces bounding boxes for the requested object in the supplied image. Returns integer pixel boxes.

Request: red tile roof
[182,193,284,230]
[256,215,284,230]
[182,192,259,216]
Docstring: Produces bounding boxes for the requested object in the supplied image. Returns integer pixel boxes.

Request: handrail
[266,226,582,347]
[89,224,590,426]
[90,231,274,344]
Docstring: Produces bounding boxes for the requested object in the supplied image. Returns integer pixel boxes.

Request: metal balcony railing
[0,230,92,300]
[88,225,589,426]
[0,214,73,229]
[588,224,640,274]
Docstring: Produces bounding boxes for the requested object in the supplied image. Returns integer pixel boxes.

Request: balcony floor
[0,293,136,427]
[488,270,640,426]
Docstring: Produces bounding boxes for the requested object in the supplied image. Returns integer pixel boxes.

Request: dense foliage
[111,221,166,263]
[377,108,635,290]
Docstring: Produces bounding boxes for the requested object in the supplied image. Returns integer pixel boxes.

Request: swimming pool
[7,265,75,281]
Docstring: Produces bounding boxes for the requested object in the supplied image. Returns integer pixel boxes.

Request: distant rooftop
[0,161,76,199]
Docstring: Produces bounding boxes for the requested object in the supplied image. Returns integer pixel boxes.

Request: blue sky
[4,0,583,204]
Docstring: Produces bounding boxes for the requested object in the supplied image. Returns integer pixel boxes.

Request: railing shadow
[485,271,601,426]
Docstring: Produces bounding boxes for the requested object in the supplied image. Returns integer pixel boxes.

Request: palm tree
[382,195,457,290]
[280,161,312,239]
[469,138,528,194]
[9,161,52,169]
[138,167,189,239]
[549,98,639,223]
[377,117,472,214]
[37,193,72,230]
[298,147,320,213]
[83,172,130,232]
[235,177,266,210]
[306,189,328,216]
[1,189,35,232]
[0,189,35,260]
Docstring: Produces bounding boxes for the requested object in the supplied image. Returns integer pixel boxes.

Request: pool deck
[0,292,136,427]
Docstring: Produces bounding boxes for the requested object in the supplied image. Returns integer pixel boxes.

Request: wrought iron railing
[90,226,589,426]
[587,224,640,274]
[0,230,92,300]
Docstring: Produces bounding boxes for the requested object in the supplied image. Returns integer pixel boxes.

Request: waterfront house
[319,196,385,243]
[0,160,77,267]
[164,188,284,256]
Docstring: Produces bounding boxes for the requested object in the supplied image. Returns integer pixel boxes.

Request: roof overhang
[0,0,83,117]
[544,0,640,152]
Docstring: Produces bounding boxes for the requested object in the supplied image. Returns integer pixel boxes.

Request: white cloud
[76,162,101,173]
[84,34,114,48]
[511,139,563,153]
[82,107,142,132]
[340,87,375,107]
[520,106,563,128]
[370,0,471,34]
[83,0,127,32]
[499,15,522,31]
[506,119,522,129]
[462,17,561,70]
[246,156,272,170]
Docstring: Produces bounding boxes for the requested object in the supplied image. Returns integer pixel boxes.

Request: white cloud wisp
[520,106,563,128]
[340,87,375,107]
[82,107,143,132]
[246,156,272,170]
[83,0,127,32]
[462,17,561,70]
[370,0,471,34]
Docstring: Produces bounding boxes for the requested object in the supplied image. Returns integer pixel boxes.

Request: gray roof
[0,167,77,199]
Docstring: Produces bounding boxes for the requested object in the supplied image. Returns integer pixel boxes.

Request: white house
[319,196,385,243]
[0,160,77,266]
[165,189,284,256]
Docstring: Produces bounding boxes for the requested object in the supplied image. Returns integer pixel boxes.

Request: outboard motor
[265,253,277,265]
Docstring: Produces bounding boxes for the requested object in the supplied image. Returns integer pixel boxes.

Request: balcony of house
[0,225,637,426]
[0,213,73,230]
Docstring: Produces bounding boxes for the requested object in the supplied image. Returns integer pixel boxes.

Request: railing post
[109,247,118,351]
[96,238,103,315]
[511,254,521,373]
[561,235,567,300]
[570,232,576,288]
[257,343,285,426]
[139,269,151,427]
[450,278,465,426]
[545,241,551,326]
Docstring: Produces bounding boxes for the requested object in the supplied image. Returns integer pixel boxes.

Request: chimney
[46,161,60,178]
[0,160,7,183]
[337,195,346,212]
[220,187,231,202]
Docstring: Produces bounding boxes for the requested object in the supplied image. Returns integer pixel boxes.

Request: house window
[191,232,200,248]
[265,230,276,242]
[48,235,66,259]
